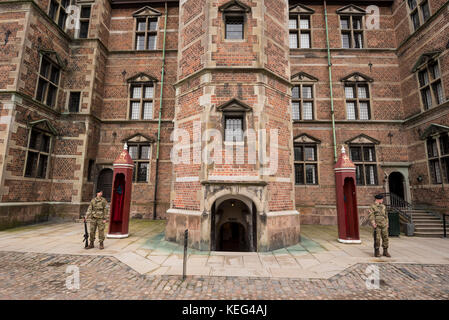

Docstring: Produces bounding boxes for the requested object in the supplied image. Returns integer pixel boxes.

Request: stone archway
[210,197,257,252]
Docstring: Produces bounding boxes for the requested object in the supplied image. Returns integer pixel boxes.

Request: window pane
[148,19,158,31]
[131,102,140,120]
[430,63,440,79]
[342,33,351,48]
[295,164,304,184]
[132,86,142,98]
[69,92,81,112]
[300,32,310,48]
[355,164,364,185]
[408,0,417,10]
[226,16,244,39]
[346,102,356,120]
[50,66,60,84]
[136,35,145,50]
[345,86,355,98]
[365,165,377,185]
[292,86,300,99]
[411,12,420,31]
[147,34,157,50]
[302,86,312,99]
[41,134,50,153]
[137,19,146,31]
[429,159,442,184]
[29,130,40,150]
[357,85,368,98]
[440,134,449,155]
[58,11,67,29]
[292,102,300,120]
[432,82,444,105]
[299,16,309,29]
[418,70,428,86]
[353,17,362,29]
[305,164,317,184]
[442,157,449,183]
[294,146,303,161]
[128,146,138,159]
[25,151,38,177]
[340,17,349,29]
[303,102,313,120]
[363,146,376,161]
[37,155,48,179]
[289,32,298,49]
[350,147,362,161]
[304,146,316,161]
[40,59,50,78]
[421,87,432,109]
[144,86,154,98]
[46,85,57,107]
[359,102,369,120]
[225,117,243,141]
[143,102,153,120]
[36,79,48,102]
[137,162,148,182]
[421,2,430,22]
[140,146,151,160]
[289,18,297,29]
[354,32,363,48]
[427,138,438,157]
[49,1,58,20]
[79,21,89,38]
[61,0,69,8]
[80,6,91,19]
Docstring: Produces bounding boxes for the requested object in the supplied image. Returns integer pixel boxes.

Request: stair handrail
[379,192,413,224]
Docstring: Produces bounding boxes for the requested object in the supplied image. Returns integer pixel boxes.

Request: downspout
[153,1,168,220]
[324,0,338,162]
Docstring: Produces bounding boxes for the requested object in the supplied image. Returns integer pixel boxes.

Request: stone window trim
[216,99,252,144]
[293,134,321,186]
[406,0,431,33]
[132,6,162,51]
[341,72,374,121]
[413,56,445,111]
[425,133,449,185]
[48,0,70,30]
[126,73,158,121]
[336,5,366,49]
[23,126,55,180]
[219,0,251,41]
[34,53,63,110]
[291,72,318,121]
[289,4,315,49]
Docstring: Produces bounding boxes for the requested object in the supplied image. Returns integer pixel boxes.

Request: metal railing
[379,192,413,223]
[443,214,447,238]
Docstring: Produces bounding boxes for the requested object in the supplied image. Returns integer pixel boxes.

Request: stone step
[414,226,446,232]
[412,216,441,221]
[414,223,446,228]
[414,232,445,238]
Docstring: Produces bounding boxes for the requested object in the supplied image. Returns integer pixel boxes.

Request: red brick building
[0,0,448,250]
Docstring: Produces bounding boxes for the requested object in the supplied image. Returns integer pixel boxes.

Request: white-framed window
[292,84,314,120]
[340,15,364,49]
[289,15,311,48]
[129,83,154,120]
[48,0,70,30]
[417,60,444,110]
[36,56,61,109]
[349,145,378,185]
[427,134,449,184]
[345,83,370,120]
[294,144,318,185]
[24,128,52,179]
[407,0,431,32]
[78,5,91,39]
[128,144,151,182]
[135,17,158,50]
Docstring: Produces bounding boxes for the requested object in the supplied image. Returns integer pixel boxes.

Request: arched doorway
[389,171,405,200]
[211,198,257,252]
[97,168,113,201]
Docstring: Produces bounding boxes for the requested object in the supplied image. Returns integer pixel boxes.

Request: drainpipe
[152,1,168,220]
[324,0,338,162]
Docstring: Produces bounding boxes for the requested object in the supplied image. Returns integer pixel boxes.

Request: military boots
[99,241,104,250]
[374,249,381,257]
[383,248,391,257]
[87,241,94,249]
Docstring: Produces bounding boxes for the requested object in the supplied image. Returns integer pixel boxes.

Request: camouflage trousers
[89,218,105,242]
[374,226,389,249]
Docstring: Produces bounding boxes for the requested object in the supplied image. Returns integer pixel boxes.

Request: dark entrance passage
[389,171,405,199]
[211,198,257,252]
[97,169,113,202]
[219,222,247,251]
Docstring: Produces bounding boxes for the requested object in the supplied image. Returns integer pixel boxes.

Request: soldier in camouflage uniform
[368,194,391,258]
[85,189,108,250]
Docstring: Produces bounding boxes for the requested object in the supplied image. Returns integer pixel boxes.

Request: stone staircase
[408,209,448,238]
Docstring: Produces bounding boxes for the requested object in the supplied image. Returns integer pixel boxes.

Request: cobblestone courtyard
[0,220,448,299]
[0,251,448,299]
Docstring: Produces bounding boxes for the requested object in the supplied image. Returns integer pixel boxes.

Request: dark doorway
[389,172,405,200]
[219,222,247,251]
[97,169,113,201]
[343,177,359,240]
[211,198,256,252]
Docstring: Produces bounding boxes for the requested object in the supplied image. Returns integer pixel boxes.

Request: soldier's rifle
[83,217,89,248]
